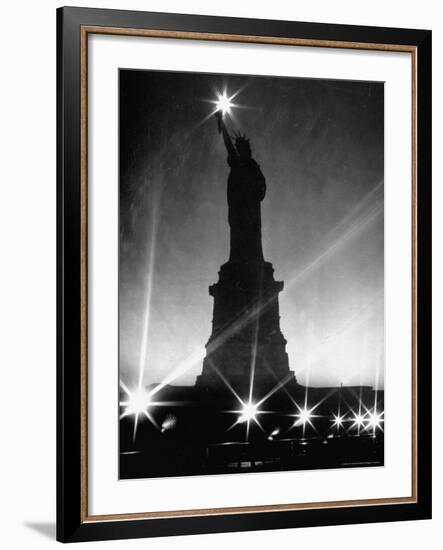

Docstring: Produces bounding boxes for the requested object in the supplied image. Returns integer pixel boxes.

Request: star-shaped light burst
[207,87,242,120]
[292,403,320,437]
[225,398,269,442]
[214,90,236,116]
[332,413,345,429]
[120,382,160,440]
[238,401,258,423]
[365,409,384,436]
[350,410,367,435]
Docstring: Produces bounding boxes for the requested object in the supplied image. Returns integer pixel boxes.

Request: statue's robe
[227,152,266,263]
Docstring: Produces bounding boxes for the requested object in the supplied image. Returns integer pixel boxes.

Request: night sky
[119,69,384,390]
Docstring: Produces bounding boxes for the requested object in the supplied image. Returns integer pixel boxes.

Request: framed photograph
[57,6,432,543]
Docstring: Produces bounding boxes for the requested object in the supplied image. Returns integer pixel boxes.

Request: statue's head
[235,134,251,159]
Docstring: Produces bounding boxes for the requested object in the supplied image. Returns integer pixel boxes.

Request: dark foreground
[120,433,383,479]
[119,383,384,479]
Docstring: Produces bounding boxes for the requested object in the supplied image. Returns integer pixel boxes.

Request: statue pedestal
[196,260,297,400]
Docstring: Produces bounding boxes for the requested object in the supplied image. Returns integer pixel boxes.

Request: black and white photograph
[118,69,385,479]
[0,0,435,546]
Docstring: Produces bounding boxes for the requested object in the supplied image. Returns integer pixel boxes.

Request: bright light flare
[120,382,160,441]
[121,386,152,417]
[211,90,240,116]
[332,414,345,428]
[214,91,236,116]
[352,412,366,429]
[225,398,268,442]
[238,402,258,423]
[291,402,321,436]
[366,410,384,431]
[294,406,316,428]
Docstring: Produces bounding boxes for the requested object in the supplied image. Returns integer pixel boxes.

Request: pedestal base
[196,260,297,400]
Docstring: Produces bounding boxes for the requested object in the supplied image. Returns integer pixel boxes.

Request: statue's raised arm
[215,111,237,159]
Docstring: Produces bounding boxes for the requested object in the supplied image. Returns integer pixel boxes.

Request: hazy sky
[119,69,384,390]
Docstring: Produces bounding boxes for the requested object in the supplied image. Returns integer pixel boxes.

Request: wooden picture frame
[57,6,431,542]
